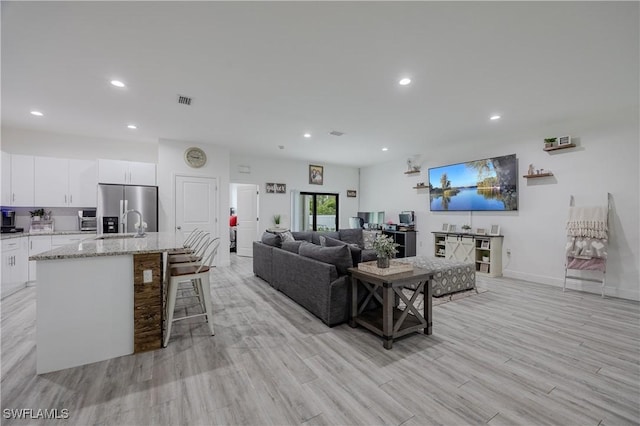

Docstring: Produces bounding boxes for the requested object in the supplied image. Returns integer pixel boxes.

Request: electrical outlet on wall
[143,269,153,283]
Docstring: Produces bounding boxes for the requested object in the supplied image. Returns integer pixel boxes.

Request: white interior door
[175,175,218,244]
[236,184,258,257]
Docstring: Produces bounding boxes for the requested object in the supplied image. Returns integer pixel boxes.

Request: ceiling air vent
[329,130,345,137]
[177,95,193,106]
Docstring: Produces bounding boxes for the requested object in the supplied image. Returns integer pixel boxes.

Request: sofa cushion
[299,242,353,275]
[291,231,313,242]
[261,232,282,247]
[281,240,304,254]
[361,249,378,262]
[280,231,295,243]
[339,229,364,248]
[312,231,340,246]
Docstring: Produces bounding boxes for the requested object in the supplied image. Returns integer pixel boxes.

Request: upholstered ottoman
[398,256,476,297]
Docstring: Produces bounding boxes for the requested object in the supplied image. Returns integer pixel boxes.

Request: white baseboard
[503,269,640,301]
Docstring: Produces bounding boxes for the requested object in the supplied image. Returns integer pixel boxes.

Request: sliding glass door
[299,192,339,231]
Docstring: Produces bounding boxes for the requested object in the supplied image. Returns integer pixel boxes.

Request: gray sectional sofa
[253,229,377,326]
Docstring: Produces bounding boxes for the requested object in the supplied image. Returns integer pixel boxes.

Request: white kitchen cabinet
[28,235,52,282]
[9,155,34,207]
[2,237,29,299]
[1,151,11,206]
[68,159,98,206]
[98,159,156,186]
[34,157,97,207]
[434,232,504,277]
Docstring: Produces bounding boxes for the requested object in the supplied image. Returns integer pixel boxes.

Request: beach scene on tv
[429,154,518,211]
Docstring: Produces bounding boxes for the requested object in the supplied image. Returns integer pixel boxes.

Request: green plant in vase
[544,137,557,148]
[372,234,400,268]
[29,208,46,221]
[461,224,472,233]
[273,214,281,227]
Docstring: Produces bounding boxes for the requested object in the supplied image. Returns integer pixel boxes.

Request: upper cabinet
[7,154,35,207]
[34,157,97,207]
[98,159,156,186]
[1,152,11,206]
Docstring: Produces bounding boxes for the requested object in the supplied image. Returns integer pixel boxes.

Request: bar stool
[163,238,220,347]
[171,229,206,255]
[168,234,212,265]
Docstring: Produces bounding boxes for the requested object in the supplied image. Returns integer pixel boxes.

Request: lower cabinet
[28,235,52,282]
[1,237,29,298]
[433,232,504,277]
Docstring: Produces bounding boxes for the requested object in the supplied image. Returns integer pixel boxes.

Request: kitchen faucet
[122,209,146,237]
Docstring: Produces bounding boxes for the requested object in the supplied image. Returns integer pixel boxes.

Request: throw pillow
[363,230,381,250]
[298,242,353,275]
[338,229,364,248]
[291,231,313,242]
[281,240,303,254]
[261,232,282,247]
[279,231,295,243]
[319,235,327,247]
[323,236,346,247]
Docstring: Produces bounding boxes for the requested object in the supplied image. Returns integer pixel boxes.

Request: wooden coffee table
[348,266,433,349]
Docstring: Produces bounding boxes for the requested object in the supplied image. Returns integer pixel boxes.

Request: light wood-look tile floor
[1,254,639,426]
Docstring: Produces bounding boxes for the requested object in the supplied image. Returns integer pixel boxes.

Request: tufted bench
[398,256,476,297]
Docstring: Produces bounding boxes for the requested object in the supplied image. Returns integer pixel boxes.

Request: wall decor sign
[489,224,501,236]
[266,183,287,194]
[347,190,357,198]
[309,165,324,185]
[558,135,572,146]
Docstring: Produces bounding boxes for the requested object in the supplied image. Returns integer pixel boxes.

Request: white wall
[1,127,157,162]
[157,139,230,266]
[360,107,640,300]
[230,155,360,234]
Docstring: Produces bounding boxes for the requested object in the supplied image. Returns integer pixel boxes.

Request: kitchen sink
[94,234,140,240]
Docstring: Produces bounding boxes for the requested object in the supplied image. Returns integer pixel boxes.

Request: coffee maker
[1,209,23,233]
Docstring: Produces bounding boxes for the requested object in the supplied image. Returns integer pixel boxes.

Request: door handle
[70,194,73,203]
[12,193,15,202]
[65,194,67,203]
[176,226,182,230]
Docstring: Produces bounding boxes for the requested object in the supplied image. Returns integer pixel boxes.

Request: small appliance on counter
[78,209,97,231]
[1,209,24,233]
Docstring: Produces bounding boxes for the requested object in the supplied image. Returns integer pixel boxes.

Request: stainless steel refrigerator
[97,184,158,234]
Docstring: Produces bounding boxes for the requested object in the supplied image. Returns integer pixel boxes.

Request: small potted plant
[372,234,400,268]
[461,224,472,233]
[29,208,46,221]
[273,214,281,227]
[544,137,557,148]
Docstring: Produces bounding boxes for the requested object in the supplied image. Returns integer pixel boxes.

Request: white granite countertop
[30,232,184,260]
[1,230,96,240]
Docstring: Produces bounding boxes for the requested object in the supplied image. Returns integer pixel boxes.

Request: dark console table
[382,230,416,258]
[348,266,433,349]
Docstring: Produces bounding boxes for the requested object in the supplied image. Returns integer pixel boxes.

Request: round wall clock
[184,147,207,168]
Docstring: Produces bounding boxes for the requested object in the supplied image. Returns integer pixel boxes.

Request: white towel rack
[563,193,611,298]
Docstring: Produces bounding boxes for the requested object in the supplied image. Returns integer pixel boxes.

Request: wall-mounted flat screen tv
[428,154,518,211]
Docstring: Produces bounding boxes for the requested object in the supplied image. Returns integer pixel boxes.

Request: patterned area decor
[362,230,381,250]
[398,256,476,296]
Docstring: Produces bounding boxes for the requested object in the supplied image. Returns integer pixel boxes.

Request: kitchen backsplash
[5,207,84,232]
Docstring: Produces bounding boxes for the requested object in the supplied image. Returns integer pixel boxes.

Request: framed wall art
[309,165,324,185]
[489,225,501,236]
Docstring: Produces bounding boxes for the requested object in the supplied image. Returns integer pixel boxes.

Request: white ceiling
[2,2,638,167]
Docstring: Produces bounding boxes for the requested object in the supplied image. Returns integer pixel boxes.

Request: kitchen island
[31,232,184,374]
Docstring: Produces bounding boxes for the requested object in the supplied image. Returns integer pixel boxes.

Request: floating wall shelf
[404,170,421,175]
[544,143,576,152]
[523,173,554,179]
[413,186,428,189]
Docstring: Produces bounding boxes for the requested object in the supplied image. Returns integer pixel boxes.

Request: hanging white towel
[566,206,608,239]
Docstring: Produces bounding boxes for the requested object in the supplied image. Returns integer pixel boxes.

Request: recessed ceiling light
[399,78,411,86]
[382,147,389,152]
[127,124,137,129]
[490,115,501,120]
[30,110,43,117]
[110,80,125,88]
[303,133,311,138]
